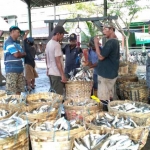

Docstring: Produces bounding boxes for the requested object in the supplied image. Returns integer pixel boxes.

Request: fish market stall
[29,117,85,150]
[85,112,150,131]
[108,100,150,119]
[71,129,149,150]
[64,99,101,121]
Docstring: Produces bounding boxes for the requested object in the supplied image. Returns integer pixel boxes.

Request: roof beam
[44,16,118,23]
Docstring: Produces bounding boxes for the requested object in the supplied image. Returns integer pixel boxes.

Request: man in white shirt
[45,26,68,95]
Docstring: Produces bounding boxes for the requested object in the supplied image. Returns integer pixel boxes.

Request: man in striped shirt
[3,26,26,95]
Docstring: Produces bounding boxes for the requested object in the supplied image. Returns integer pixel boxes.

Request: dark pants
[93,73,98,90]
[48,75,64,95]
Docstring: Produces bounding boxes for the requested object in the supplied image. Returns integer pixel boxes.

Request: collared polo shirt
[3,36,24,73]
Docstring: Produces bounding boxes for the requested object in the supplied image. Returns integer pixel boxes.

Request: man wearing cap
[94,22,120,111]
[45,26,68,95]
[3,26,26,95]
[62,33,82,78]
[23,30,38,91]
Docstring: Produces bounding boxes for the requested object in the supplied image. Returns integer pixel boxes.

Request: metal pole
[54,4,56,20]
[27,1,32,36]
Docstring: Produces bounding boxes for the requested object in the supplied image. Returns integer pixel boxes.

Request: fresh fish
[92,113,138,129]
[111,102,150,114]
[34,117,81,132]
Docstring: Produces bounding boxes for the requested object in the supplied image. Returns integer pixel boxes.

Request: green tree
[108,0,147,61]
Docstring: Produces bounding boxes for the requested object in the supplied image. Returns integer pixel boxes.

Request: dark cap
[69,33,77,41]
[27,37,34,43]
[9,26,24,34]
[54,26,68,34]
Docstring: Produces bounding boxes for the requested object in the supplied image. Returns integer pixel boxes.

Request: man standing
[94,22,120,111]
[3,26,26,95]
[23,30,38,91]
[45,26,68,95]
[62,33,82,78]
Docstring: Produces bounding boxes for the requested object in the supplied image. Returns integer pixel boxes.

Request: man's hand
[25,30,30,34]
[61,75,67,83]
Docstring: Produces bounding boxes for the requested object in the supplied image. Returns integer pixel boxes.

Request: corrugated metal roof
[22,0,95,8]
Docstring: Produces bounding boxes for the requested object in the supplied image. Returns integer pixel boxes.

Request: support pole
[27,1,32,36]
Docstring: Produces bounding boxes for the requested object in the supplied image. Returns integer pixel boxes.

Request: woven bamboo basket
[65,81,93,99]
[120,82,148,103]
[118,62,128,75]
[70,129,149,150]
[64,99,102,121]
[108,100,150,119]
[0,95,26,112]
[0,103,15,120]
[0,90,6,97]
[85,112,149,132]
[128,62,138,74]
[27,92,63,105]
[21,103,59,123]
[29,120,85,150]
[0,126,29,150]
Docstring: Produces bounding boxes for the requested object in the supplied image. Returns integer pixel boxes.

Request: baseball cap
[101,22,115,29]
[9,26,24,35]
[27,37,34,43]
[69,33,77,41]
[53,26,68,34]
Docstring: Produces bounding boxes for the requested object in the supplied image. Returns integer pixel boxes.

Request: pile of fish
[67,100,97,107]
[73,133,140,150]
[0,112,27,138]
[25,104,56,114]
[92,113,138,129]
[0,95,25,104]
[111,102,150,113]
[35,117,82,131]
[0,109,9,118]
[69,68,92,81]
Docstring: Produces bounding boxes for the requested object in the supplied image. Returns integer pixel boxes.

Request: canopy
[22,0,95,8]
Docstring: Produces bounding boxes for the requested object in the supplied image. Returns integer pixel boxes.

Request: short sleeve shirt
[96,39,120,79]
[3,36,24,73]
[88,49,98,74]
[45,40,64,76]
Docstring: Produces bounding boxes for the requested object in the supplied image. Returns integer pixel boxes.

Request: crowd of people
[3,22,120,111]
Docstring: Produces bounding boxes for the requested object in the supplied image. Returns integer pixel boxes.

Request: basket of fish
[64,99,101,121]
[0,95,26,112]
[108,100,150,119]
[119,82,148,103]
[21,103,59,123]
[29,117,85,150]
[66,68,93,99]
[0,113,29,150]
[0,103,15,121]
[26,92,63,105]
[0,90,6,97]
[71,128,149,150]
[85,112,149,132]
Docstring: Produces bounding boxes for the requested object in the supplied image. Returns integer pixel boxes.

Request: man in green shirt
[94,22,120,111]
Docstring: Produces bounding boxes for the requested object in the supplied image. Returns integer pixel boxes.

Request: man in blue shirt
[62,33,82,78]
[3,26,26,95]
